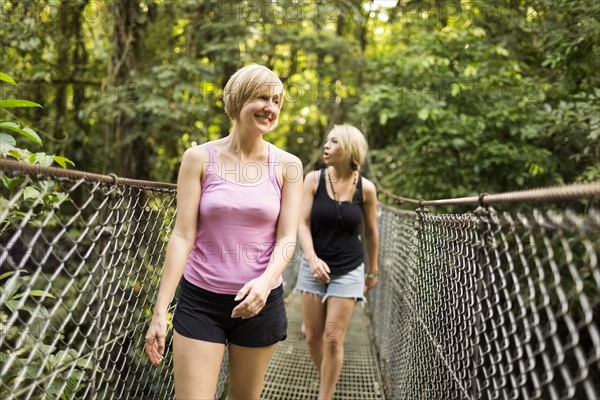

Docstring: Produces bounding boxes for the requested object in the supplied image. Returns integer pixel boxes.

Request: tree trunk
[53,0,73,144]
[105,0,142,178]
[72,1,90,139]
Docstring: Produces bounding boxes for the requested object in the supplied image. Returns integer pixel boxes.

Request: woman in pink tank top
[144,65,303,399]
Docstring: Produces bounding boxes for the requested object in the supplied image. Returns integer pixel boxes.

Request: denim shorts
[294,257,365,302]
[172,278,287,347]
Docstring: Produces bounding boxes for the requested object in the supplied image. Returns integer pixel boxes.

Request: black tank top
[310,169,364,275]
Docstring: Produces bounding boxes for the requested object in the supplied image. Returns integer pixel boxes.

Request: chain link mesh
[0,166,202,399]
[368,203,599,400]
[2,161,599,399]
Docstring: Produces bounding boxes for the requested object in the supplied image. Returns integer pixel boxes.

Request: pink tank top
[183,142,283,294]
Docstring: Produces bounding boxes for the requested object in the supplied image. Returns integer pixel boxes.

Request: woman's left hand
[231,277,271,319]
[365,275,378,292]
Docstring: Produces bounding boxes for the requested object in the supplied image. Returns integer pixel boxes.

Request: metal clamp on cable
[107,173,119,185]
[478,192,489,208]
[104,172,124,197]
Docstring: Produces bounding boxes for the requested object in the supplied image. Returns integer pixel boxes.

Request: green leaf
[25,335,56,361]
[5,299,21,313]
[452,138,467,148]
[0,270,18,281]
[0,99,42,108]
[463,64,478,77]
[52,155,75,168]
[0,175,25,193]
[417,108,429,121]
[43,380,63,399]
[495,46,509,57]
[450,83,461,97]
[17,303,52,319]
[0,73,16,84]
[29,153,54,166]
[379,112,389,125]
[2,275,23,301]
[8,148,27,160]
[0,146,14,158]
[0,350,10,363]
[76,356,95,370]
[23,186,41,200]
[0,122,43,145]
[13,290,55,299]
[0,132,16,145]
[24,366,43,380]
[472,27,486,37]
[65,369,87,396]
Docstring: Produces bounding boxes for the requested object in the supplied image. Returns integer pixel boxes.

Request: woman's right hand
[310,257,331,283]
[144,313,167,366]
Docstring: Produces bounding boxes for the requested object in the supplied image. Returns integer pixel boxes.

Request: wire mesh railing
[0,159,223,399]
[369,184,600,400]
[1,158,599,399]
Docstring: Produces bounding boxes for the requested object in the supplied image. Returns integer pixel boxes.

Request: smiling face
[223,65,285,131]
[239,90,282,134]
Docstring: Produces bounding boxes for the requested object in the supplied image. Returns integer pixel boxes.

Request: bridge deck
[260,292,385,399]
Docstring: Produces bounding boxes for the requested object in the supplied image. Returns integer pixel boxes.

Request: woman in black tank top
[295,124,380,399]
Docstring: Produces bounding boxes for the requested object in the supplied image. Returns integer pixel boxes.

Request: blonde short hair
[223,64,284,121]
[329,124,368,171]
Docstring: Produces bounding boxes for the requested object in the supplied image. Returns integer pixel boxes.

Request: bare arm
[297,170,319,264]
[231,152,304,318]
[297,170,331,282]
[261,152,304,287]
[362,178,379,291]
[145,145,207,364]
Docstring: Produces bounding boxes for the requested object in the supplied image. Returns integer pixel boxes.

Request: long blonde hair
[329,124,368,172]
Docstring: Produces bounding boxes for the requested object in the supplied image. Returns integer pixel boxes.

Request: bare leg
[301,293,327,371]
[227,343,277,399]
[319,297,355,400]
[173,330,225,399]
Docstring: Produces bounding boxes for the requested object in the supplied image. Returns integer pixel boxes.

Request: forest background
[1,0,598,200]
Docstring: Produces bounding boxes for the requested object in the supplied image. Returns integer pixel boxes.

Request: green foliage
[0,73,43,157]
[0,0,370,181]
[0,73,74,167]
[0,73,84,397]
[0,1,597,194]
[355,1,599,199]
[0,73,73,234]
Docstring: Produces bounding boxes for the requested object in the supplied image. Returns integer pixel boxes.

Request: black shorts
[172,278,287,347]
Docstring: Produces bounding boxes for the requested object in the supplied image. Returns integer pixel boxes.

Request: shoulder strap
[268,143,281,172]
[206,141,217,164]
[353,174,364,204]
[268,143,282,193]
[316,168,327,195]
[200,142,218,186]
